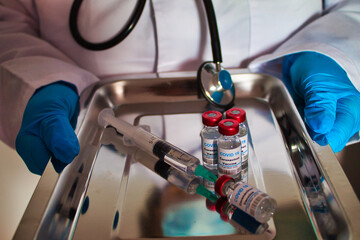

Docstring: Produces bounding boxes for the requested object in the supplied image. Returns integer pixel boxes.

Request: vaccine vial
[215,175,277,223]
[225,108,249,181]
[217,119,242,180]
[215,197,269,234]
[200,111,222,169]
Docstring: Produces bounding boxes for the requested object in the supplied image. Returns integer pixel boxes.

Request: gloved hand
[283,51,360,153]
[16,81,80,175]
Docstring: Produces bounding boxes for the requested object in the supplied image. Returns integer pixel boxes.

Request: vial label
[229,183,267,218]
[202,139,218,164]
[218,147,241,175]
[240,135,248,164]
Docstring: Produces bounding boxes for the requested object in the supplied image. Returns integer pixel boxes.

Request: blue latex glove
[283,52,360,153]
[16,81,80,175]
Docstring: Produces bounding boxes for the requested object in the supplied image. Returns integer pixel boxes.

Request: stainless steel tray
[14,71,360,240]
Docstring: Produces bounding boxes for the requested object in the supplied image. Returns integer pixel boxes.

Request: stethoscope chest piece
[198,62,235,108]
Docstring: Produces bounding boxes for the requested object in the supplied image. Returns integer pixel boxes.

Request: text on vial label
[202,139,218,164]
[218,147,241,175]
[240,135,248,163]
[229,182,264,216]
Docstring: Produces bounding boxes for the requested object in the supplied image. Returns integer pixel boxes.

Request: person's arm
[283,51,360,153]
[249,0,360,152]
[251,0,360,90]
[0,1,99,146]
[0,1,99,174]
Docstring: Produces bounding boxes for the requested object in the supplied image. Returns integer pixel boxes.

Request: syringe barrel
[166,166,200,194]
[99,109,161,153]
[153,141,200,175]
[134,149,200,194]
[99,109,200,175]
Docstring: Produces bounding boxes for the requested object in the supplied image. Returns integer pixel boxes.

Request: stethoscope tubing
[69,0,146,51]
[69,0,223,65]
[202,0,222,64]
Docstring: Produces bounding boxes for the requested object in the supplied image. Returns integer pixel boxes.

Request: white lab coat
[1,0,360,148]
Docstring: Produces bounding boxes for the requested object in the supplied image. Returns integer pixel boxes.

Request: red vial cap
[226,108,246,123]
[205,198,217,211]
[218,119,239,136]
[215,197,230,222]
[220,213,229,222]
[202,111,222,127]
[215,175,234,197]
[215,197,227,213]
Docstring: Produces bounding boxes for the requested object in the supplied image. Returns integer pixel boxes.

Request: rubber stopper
[225,108,246,123]
[215,175,234,197]
[202,111,222,127]
[218,119,239,136]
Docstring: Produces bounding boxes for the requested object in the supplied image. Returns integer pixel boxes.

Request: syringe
[134,148,217,201]
[98,109,217,182]
[103,127,217,200]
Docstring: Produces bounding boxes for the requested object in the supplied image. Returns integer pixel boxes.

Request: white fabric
[0,0,359,147]
[249,0,360,92]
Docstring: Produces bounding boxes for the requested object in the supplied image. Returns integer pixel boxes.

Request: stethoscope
[69,0,235,108]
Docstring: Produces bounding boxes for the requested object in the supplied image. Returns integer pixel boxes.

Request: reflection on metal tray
[13,71,360,240]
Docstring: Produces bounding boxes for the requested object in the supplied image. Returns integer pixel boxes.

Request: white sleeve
[249,0,360,92]
[0,1,99,148]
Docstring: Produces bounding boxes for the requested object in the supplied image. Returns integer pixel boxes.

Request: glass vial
[217,119,242,180]
[215,197,269,234]
[225,108,249,182]
[215,175,277,223]
[200,111,222,169]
